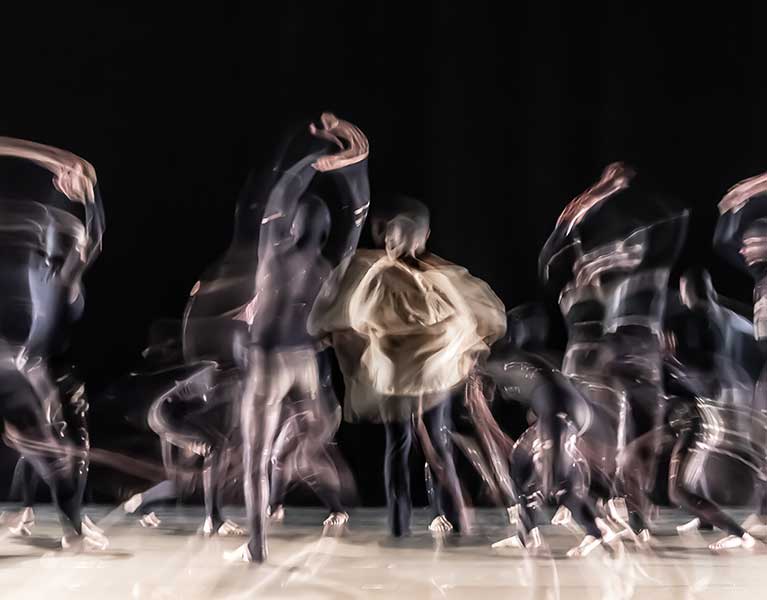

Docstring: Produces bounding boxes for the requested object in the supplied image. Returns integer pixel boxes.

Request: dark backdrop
[2,2,767,505]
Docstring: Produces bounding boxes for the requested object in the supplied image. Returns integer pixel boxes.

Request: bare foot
[323,512,349,529]
[123,493,143,514]
[224,543,253,563]
[567,535,602,558]
[492,534,524,549]
[61,524,109,552]
[677,517,701,534]
[741,514,767,536]
[493,528,544,553]
[217,519,246,537]
[138,512,161,528]
[5,507,34,536]
[709,533,756,552]
[428,515,453,535]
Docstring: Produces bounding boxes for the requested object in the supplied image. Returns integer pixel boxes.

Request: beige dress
[310,250,506,422]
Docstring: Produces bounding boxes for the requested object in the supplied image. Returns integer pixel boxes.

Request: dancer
[3,363,91,537]
[487,304,608,557]
[541,163,689,538]
[618,289,761,552]
[227,113,370,563]
[123,359,243,534]
[0,137,106,550]
[713,170,767,538]
[311,198,505,539]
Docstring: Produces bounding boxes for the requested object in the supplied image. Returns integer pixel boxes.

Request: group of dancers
[2,113,767,563]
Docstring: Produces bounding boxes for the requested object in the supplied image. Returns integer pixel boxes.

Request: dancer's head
[371,194,429,255]
[679,267,715,309]
[291,193,331,250]
[383,214,429,260]
[503,303,549,349]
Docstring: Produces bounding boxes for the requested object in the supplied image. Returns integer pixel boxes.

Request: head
[384,214,429,260]
[371,194,430,252]
[503,303,549,350]
[679,267,715,310]
[291,194,331,250]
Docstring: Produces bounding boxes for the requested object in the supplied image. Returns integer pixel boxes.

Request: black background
[2,2,767,505]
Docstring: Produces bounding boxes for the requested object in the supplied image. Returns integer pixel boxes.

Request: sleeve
[308,252,378,337]
[322,159,371,268]
[440,263,507,345]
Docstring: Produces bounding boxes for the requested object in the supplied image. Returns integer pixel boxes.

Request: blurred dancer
[123,154,277,535]
[3,363,91,536]
[487,305,606,557]
[541,163,688,537]
[123,359,243,534]
[311,199,505,539]
[714,170,767,538]
[618,279,761,551]
[123,160,279,536]
[227,113,370,563]
[0,137,106,550]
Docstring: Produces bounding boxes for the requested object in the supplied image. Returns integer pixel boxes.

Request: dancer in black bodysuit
[121,162,273,536]
[123,359,236,532]
[0,137,106,550]
[616,273,760,551]
[487,304,606,557]
[4,363,92,537]
[541,163,689,541]
[226,113,370,563]
[121,155,275,535]
[713,170,767,542]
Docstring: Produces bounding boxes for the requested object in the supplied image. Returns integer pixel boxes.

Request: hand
[309,112,369,172]
[557,162,635,231]
[718,170,767,214]
[0,137,97,204]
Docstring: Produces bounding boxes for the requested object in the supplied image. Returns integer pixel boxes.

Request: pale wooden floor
[0,505,765,599]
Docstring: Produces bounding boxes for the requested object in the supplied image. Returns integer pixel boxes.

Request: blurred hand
[309,112,369,172]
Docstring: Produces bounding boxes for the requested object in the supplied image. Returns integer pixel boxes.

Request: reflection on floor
[0,505,765,599]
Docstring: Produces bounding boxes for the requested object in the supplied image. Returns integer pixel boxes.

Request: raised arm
[323,161,370,267]
[718,170,767,215]
[539,163,635,292]
[555,162,635,236]
[0,137,104,300]
[257,113,369,264]
[312,115,370,267]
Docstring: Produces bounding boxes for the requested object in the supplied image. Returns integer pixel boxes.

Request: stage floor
[0,505,765,599]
